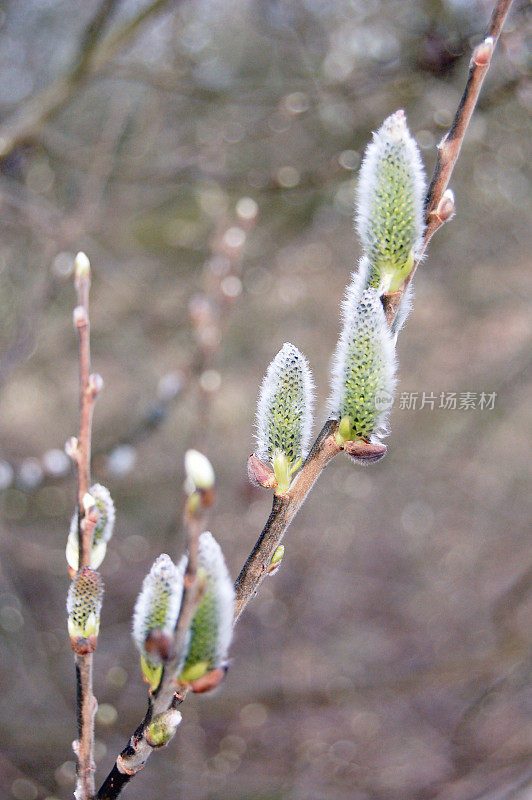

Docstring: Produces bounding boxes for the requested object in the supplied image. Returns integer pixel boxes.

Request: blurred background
[0,1,530,799]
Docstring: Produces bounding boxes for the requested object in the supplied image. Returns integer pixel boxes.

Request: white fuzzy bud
[90,484,115,546]
[356,110,426,294]
[66,484,115,571]
[184,450,215,491]
[328,282,396,442]
[74,252,91,291]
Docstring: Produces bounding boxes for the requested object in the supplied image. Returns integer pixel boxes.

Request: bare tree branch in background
[0,102,133,387]
[0,0,180,158]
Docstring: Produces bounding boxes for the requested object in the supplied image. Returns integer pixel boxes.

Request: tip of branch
[74,252,91,289]
[472,37,494,67]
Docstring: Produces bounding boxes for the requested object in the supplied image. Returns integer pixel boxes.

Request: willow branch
[70,260,103,800]
[234,419,341,621]
[237,0,515,616]
[96,3,513,797]
[382,0,514,326]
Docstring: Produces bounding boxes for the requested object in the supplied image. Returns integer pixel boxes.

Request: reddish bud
[435,190,455,223]
[190,666,226,694]
[472,37,493,67]
[247,454,278,489]
[70,633,98,655]
[343,439,387,464]
[144,629,176,662]
[89,373,104,396]
[73,306,87,328]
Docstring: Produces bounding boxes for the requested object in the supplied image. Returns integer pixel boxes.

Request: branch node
[73,305,88,328]
[89,373,104,397]
[434,189,456,223]
[473,36,494,66]
[65,436,80,462]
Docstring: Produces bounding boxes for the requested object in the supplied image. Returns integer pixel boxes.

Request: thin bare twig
[96,1,514,796]
[70,260,103,800]
[0,0,179,158]
[382,0,514,326]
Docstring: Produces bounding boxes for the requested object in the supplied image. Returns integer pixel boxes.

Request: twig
[96,1,513,796]
[236,1,515,619]
[234,418,341,621]
[70,258,103,800]
[382,0,514,326]
[96,495,205,799]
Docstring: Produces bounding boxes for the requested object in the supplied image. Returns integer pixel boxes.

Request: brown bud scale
[247,454,278,489]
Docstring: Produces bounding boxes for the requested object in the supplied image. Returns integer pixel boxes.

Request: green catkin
[67,567,104,639]
[329,285,396,443]
[255,342,314,493]
[179,532,234,684]
[356,110,426,294]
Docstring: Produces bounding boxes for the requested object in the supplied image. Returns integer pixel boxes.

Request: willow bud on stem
[254,342,314,494]
[132,554,186,690]
[356,110,426,295]
[67,568,104,655]
[178,532,234,693]
[329,284,396,459]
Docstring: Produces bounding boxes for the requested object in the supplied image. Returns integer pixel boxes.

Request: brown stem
[72,261,102,800]
[75,656,97,799]
[75,277,94,570]
[234,418,341,622]
[382,0,514,327]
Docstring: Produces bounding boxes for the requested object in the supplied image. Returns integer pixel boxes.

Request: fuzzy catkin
[356,110,425,293]
[132,554,185,661]
[90,484,115,546]
[255,342,314,469]
[67,567,104,638]
[179,532,234,682]
[328,284,396,439]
